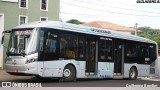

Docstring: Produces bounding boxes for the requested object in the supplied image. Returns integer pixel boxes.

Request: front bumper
[5,63,38,76]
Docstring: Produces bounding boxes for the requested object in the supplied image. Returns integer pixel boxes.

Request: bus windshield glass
[8,29,34,55]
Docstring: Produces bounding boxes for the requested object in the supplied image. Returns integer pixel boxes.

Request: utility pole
[135,23,138,36]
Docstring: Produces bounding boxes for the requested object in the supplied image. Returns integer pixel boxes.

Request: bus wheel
[129,67,137,80]
[61,65,76,82]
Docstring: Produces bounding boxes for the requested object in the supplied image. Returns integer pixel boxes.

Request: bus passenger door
[85,39,97,75]
[114,41,124,78]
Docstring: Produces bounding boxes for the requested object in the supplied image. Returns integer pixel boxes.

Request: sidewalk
[140,76,160,81]
[0,70,34,81]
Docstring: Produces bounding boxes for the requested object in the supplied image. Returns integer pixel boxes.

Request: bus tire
[129,67,137,80]
[62,65,76,82]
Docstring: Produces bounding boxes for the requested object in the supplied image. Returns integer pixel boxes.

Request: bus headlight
[25,57,38,64]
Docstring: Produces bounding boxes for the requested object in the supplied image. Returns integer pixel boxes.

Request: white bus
[1,21,158,81]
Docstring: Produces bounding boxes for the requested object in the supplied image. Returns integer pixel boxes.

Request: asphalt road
[0,77,160,87]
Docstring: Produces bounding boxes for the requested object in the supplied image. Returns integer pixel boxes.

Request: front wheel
[61,65,76,82]
[129,67,138,80]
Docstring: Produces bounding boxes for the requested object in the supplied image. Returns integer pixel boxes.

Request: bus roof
[13,21,157,44]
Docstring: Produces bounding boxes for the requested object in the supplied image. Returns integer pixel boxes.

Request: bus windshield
[8,28,38,55]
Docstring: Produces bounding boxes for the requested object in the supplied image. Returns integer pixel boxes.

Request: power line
[61,12,111,17]
[61,1,160,17]
[61,11,160,19]
[72,0,160,15]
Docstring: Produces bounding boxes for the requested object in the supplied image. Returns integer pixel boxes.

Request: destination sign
[15,30,32,35]
[86,27,111,34]
[91,28,111,34]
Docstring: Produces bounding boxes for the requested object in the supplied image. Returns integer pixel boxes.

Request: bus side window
[78,36,85,60]
[39,30,45,60]
[138,45,149,63]
[44,31,58,60]
[98,38,113,62]
[60,34,78,59]
[149,45,157,63]
[126,43,138,57]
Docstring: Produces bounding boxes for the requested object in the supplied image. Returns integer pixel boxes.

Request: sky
[60,0,160,29]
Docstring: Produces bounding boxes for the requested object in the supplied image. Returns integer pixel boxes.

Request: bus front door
[114,42,124,78]
[85,39,97,75]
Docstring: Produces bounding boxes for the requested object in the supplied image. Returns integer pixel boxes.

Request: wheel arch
[130,65,138,75]
[129,65,138,79]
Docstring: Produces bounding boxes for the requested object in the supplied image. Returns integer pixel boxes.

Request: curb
[140,77,160,81]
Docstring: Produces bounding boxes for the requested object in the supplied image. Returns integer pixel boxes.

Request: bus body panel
[76,61,86,78]
[25,53,38,75]
[124,63,150,78]
[41,60,86,78]
[98,62,114,78]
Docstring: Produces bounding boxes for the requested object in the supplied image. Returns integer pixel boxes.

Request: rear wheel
[129,67,137,80]
[61,65,76,82]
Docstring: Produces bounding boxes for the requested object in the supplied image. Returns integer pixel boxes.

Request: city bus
[1,21,158,81]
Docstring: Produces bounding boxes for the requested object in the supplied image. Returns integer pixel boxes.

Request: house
[0,0,60,69]
[82,21,138,34]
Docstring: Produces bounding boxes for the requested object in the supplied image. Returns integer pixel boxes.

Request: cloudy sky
[60,0,160,29]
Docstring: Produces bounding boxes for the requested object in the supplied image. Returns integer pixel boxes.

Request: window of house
[41,0,48,11]
[98,37,113,62]
[40,17,48,21]
[19,15,27,25]
[19,0,28,8]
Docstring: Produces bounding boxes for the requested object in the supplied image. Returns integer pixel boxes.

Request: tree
[137,27,160,48]
[66,19,84,25]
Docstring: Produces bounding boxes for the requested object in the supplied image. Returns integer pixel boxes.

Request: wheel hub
[130,69,135,78]
[64,69,71,77]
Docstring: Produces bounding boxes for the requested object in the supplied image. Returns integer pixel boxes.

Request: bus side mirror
[1,30,11,45]
[1,35,4,45]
